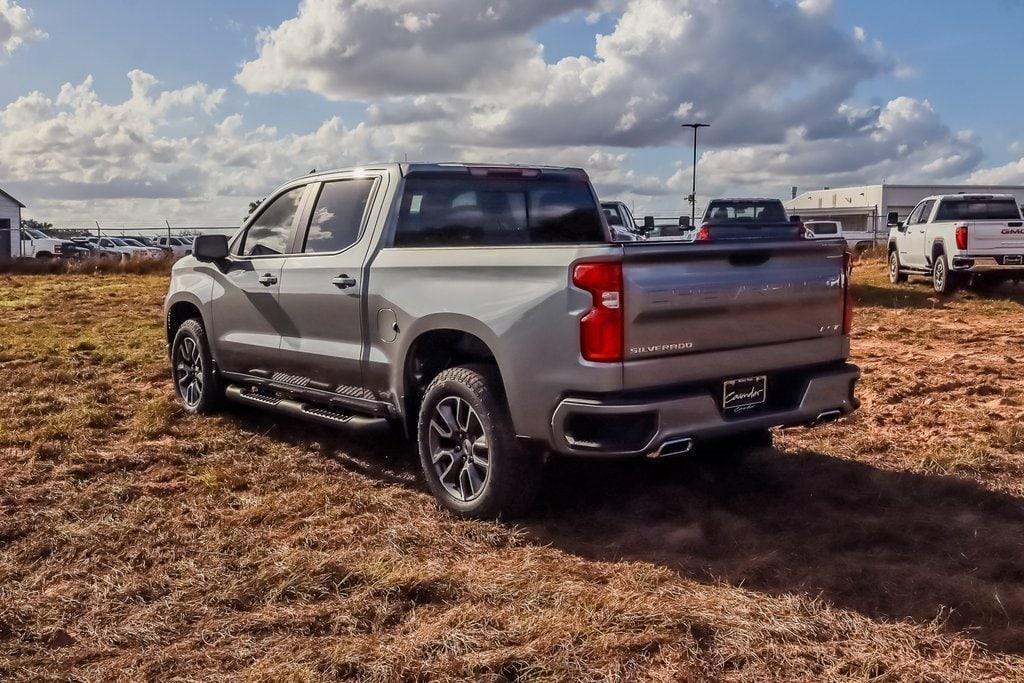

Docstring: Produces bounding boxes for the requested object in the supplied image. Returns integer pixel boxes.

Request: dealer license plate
[723,375,767,412]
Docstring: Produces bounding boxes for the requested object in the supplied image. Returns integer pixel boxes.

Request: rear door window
[394,176,603,247]
[301,179,375,253]
[935,199,1022,221]
[239,186,306,256]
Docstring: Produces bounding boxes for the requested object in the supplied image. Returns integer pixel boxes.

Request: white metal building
[0,187,25,262]
[785,184,1024,241]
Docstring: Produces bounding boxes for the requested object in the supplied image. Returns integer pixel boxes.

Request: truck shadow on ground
[854,281,1024,310]
[220,405,1024,654]
[528,447,1024,654]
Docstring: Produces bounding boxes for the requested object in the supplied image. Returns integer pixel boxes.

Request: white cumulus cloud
[4,0,999,221]
[0,0,45,59]
[236,0,601,100]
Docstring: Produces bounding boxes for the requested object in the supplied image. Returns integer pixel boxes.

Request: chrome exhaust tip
[648,437,694,459]
[811,409,843,426]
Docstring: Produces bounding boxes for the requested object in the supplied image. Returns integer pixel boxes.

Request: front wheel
[888,250,907,283]
[171,318,222,414]
[417,365,542,519]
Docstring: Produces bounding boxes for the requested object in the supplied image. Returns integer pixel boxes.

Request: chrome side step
[225,385,388,430]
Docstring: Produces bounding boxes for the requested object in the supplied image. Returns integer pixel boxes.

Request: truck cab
[20,229,68,259]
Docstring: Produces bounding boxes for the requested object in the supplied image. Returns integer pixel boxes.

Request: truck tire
[417,364,542,519]
[932,252,958,294]
[888,249,907,283]
[170,318,222,414]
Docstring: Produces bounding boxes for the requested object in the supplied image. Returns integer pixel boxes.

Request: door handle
[332,275,357,289]
[258,273,278,286]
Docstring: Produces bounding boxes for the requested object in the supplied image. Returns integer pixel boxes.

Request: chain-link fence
[2,222,237,260]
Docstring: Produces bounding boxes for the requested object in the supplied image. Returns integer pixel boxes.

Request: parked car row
[17,232,195,261]
[605,192,1024,293]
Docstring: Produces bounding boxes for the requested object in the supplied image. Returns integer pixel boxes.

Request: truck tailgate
[967,220,1024,255]
[621,240,848,388]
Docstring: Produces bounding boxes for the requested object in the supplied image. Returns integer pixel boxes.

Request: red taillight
[696,224,711,241]
[842,250,854,335]
[955,224,968,250]
[572,261,623,362]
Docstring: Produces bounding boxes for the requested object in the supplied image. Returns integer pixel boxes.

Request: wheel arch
[165,296,208,351]
[398,321,508,437]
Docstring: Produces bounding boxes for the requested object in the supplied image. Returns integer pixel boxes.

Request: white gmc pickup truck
[888,194,1024,293]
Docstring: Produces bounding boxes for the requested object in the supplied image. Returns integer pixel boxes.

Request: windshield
[26,229,47,239]
[935,199,1021,221]
[704,200,788,223]
[110,238,129,246]
[603,208,624,226]
[122,239,143,246]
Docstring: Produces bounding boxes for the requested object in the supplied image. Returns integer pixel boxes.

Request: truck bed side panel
[364,245,622,439]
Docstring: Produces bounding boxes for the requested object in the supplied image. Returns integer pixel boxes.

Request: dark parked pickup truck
[165,163,859,518]
[699,198,804,241]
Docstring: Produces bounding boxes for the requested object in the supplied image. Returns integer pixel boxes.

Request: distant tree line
[20,218,53,233]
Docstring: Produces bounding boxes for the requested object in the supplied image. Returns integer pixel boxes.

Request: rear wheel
[888,250,907,283]
[932,252,958,294]
[171,318,222,414]
[417,365,542,519]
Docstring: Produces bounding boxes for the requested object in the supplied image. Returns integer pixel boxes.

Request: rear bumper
[951,255,1024,272]
[550,363,860,457]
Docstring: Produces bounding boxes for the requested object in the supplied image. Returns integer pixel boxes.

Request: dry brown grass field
[2,254,1023,681]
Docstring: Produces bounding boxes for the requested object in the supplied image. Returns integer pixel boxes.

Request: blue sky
[2,0,1024,222]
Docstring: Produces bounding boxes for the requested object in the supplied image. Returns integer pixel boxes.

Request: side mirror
[790,214,801,223]
[643,215,655,230]
[896,221,905,230]
[193,234,229,261]
[678,215,691,227]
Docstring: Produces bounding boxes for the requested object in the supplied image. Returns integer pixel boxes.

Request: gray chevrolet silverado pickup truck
[165,163,859,517]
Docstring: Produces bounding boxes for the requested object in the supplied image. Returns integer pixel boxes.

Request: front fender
[164,268,214,357]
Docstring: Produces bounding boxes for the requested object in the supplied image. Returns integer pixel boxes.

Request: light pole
[682,123,709,224]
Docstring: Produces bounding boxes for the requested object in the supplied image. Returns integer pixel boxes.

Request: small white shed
[0,187,25,261]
